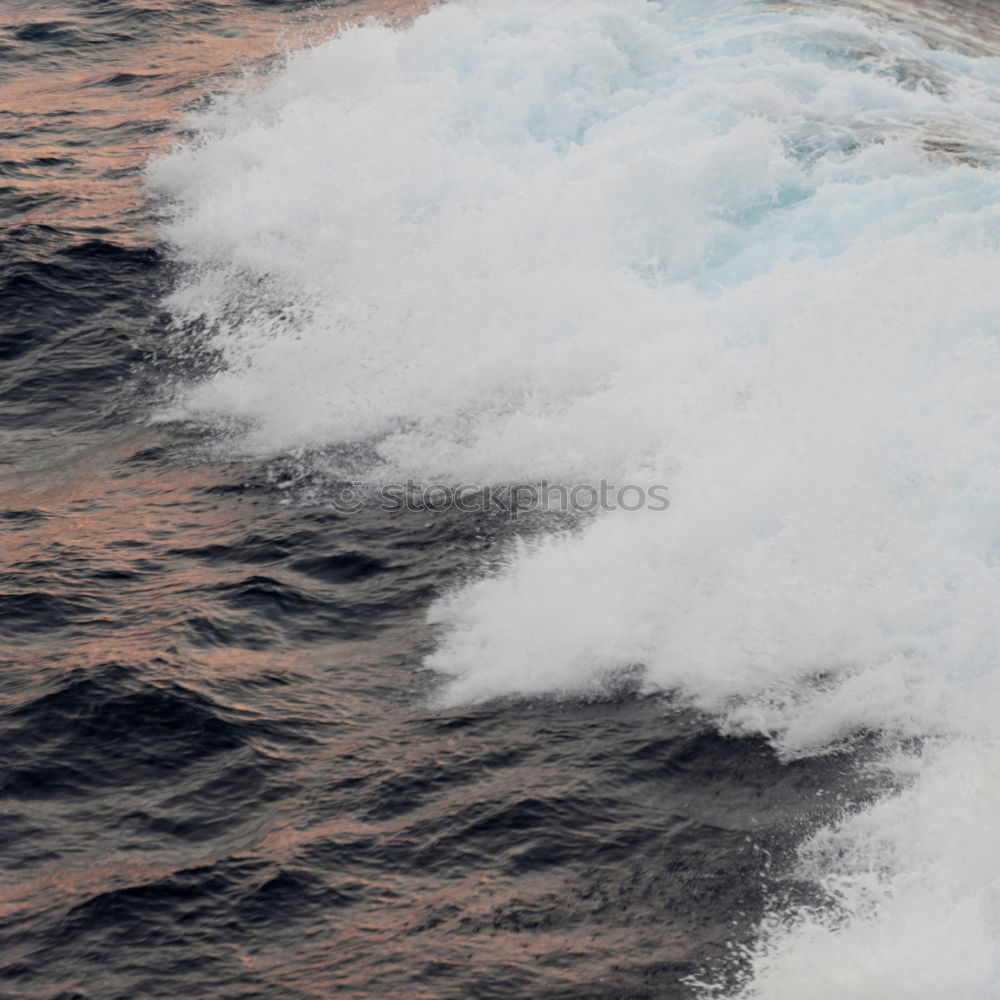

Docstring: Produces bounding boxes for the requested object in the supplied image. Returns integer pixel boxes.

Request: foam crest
[149,0,1000,995]
[730,739,1000,999]
[149,0,1000,475]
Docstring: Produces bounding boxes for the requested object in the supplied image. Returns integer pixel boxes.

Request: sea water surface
[4,0,1000,997]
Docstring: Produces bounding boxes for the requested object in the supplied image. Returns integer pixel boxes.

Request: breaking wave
[149,0,1000,994]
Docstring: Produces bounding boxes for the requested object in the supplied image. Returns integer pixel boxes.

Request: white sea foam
[148,0,1000,995]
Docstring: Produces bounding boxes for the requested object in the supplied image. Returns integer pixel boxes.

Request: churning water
[4,0,1000,996]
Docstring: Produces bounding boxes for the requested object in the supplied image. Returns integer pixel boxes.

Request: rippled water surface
[4,0,1000,997]
[2,437,853,999]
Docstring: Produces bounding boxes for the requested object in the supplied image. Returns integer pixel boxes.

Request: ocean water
[4,0,1000,997]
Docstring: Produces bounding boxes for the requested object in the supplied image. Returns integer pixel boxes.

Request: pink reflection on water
[0,0,432,241]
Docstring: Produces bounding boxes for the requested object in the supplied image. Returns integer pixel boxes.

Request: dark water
[2,0,997,997]
[0,432,850,996]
